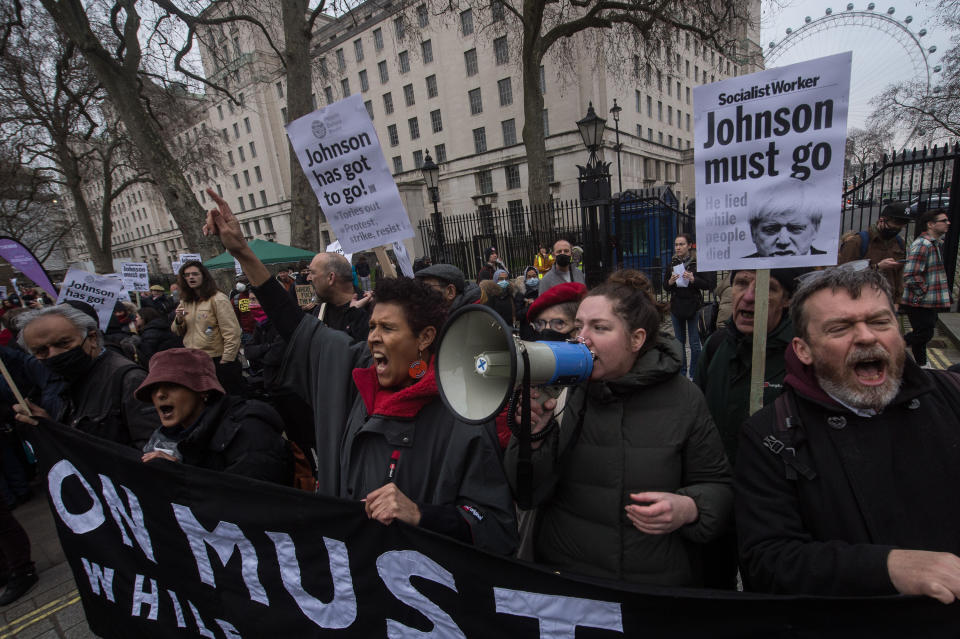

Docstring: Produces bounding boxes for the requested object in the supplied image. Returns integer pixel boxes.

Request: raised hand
[204,188,247,255]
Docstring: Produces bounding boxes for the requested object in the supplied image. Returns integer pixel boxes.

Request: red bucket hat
[134,348,225,402]
[526,282,587,323]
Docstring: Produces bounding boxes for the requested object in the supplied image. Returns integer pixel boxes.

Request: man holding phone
[838,202,911,307]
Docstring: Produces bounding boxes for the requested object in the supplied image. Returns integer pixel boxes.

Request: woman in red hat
[136,348,293,485]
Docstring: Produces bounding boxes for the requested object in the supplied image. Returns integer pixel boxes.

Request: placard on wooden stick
[748,269,770,416]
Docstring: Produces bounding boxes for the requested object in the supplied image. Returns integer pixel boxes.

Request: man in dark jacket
[736,267,960,602]
[415,264,481,312]
[14,304,160,449]
[837,202,910,303]
[306,252,370,343]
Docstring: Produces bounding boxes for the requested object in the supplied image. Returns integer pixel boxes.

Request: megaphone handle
[516,348,534,510]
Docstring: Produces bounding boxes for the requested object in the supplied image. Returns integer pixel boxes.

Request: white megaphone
[436,305,594,424]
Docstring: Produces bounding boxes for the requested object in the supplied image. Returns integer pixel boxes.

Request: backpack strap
[763,390,817,481]
[858,230,869,259]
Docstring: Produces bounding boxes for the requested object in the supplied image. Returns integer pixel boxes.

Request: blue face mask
[526,277,539,288]
[497,280,510,289]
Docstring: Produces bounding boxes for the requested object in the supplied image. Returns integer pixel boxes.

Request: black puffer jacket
[143,395,293,485]
[663,250,716,320]
[505,336,732,586]
[138,318,184,365]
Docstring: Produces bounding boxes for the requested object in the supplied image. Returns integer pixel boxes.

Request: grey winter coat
[504,336,732,585]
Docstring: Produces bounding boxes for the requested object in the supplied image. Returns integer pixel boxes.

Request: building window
[383,92,394,114]
[217,105,223,120]
[464,49,478,76]
[542,109,549,136]
[413,149,423,168]
[491,0,504,21]
[260,191,268,207]
[378,60,389,83]
[545,157,555,182]
[647,127,653,140]
[312,93,317,109]
[408,117,420,140]
[393,156,403,173]
[403,83,415,106]
[399,50,410,73]
[657,100,663,121]
[280,107,287,123]
[477,169,493,194]
[232,123,240,139]
[243,169,251,186]
[387,124,399,146]
[227,150,234,166]
[668,105,673,125]
[364,100,374,120]
[374,28,383,51]
[417,4,429,27]
[468,88,483,114]
[238,197,245,212]
[494,37,509,65]
[505,164,521,190]
[498,77,513,106]
[686,112,691,131]
[473,127,487,153]
[341,78,351,96]
[426,74,438,98]
[435,143,447,162]
[359,70,369,92]
[238,146,246,162]
[249,141,257,158]
[540,65,546,94]
[318,57,328,77]
[460,9,473,35]
[635,90,641,112]
[394,17,405,40]
[354,39,364,62]
[421,40,433,64]
[430,109,442,133]
[501,118,516,146]
[336,48,345,71]
[686,86,690,104]
[255,166,262,182]
[324,86,334,104]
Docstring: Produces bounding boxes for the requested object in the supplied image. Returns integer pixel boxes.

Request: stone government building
[64,0,762,274]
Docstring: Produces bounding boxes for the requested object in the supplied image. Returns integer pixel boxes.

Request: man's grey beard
[815,344,905,413]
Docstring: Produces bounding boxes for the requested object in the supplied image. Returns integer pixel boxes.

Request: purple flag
[0,237,58,301]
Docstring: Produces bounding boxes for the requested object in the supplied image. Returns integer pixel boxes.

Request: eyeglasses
[531,318,570,332]
[934,217,950,224]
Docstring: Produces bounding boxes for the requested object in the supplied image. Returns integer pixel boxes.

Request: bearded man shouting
[735,267,960,603]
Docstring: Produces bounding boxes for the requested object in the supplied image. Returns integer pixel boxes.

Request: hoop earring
[408,351,427,379]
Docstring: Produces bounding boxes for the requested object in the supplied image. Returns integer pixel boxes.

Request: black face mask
[879,226,901,240]
[535,329,572,342]
[556,254,572,267]
[42,338,95,380]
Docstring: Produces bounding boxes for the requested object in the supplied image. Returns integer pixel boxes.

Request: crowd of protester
[0,199,956,608]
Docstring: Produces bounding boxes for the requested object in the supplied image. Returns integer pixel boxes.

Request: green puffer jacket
[693,315,793,467]
[505,336,732,586]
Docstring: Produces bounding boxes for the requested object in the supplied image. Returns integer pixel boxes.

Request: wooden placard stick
[748,269,771,416]
[0,354,31,416]
[373,246,397,278]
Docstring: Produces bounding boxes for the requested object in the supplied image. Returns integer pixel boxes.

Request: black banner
[26,421,959,638]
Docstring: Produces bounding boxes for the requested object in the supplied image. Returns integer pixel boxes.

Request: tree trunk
[39,0,219,259]
[521,43,553,236]
[282,0,321,252]
[55,145,113,273]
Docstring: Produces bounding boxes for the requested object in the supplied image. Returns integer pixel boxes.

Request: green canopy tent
[203,239,316,270]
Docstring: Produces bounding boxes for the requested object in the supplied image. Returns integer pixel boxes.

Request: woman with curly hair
[505,269,731,585]
[171,260,244,394]
[200,188,518,555]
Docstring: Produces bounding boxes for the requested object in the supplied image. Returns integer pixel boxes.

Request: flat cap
[415,264,466,293]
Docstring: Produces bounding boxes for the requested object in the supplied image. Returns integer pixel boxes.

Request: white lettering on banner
[376,550,466,639]
[189,601,216,639]
[172,504,269,605]
[493,588,624,638]
[49,460,106,534]
[265,532,357,629]
[286,94,414,253]
[131,574,159,621]
[216,618,243,639]
[98,474,155,563]
[80,558,116,602]
[167,589,186,628]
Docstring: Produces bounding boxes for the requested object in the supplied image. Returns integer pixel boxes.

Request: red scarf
[352,357,438,418]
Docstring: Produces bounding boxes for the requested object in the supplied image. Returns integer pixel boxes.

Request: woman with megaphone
[200,188,518,555]
[504,270,732,585]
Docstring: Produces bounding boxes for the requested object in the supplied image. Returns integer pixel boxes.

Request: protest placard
[694,52,851,271]
[287,94,414,253]
[295,284,314,307]
[392,241,414,278]
[326,240,353,264]
[0,237,59,300]
[59,268,124,330]
[10,278,20,301]
[120,262,150,292]
[234,259,243,276]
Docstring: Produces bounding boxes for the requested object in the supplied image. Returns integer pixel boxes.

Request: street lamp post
[576,102,613,285]
[420,151,445,262]
[609,99,623,195]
